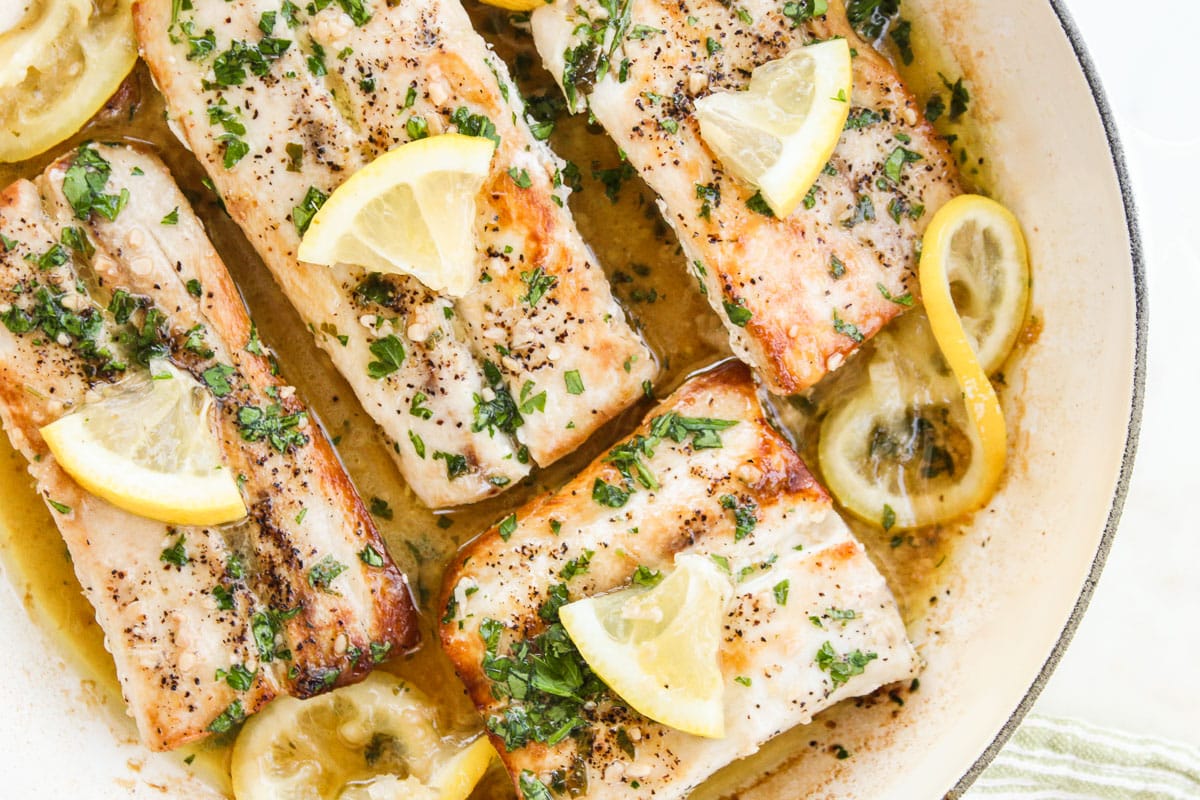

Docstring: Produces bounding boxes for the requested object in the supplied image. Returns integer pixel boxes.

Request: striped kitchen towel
[965,715,1200,799]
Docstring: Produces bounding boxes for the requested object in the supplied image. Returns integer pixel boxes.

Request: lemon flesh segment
[39,363,246,526]
[694,39,852,218]
[231,673,495,800]
[297,134,496,298]
[0,0,137,162]
[559,554,732,738]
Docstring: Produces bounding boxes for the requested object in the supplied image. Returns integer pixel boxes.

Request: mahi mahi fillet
[0,144,418,750]
[134,0,657,508]
[440,362,918,799]
[531,0,961,394]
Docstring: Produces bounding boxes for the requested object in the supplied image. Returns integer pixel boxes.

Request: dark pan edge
[945,1,1149,797]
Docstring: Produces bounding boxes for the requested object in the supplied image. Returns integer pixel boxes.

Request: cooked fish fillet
[440,362,918,799]
[134,0,657,506]
[530,0,961,394]
[0,144,418,750]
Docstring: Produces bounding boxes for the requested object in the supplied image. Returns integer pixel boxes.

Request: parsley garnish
[369,497,393,520]
[631,565,663,587]
[833,310,865,343]
[161,533,189,567]
[520,267,557,307]
[207,700,245,734]
[450,107,500,146]
[292,186,328,235]
[815,641,878,687]
[564,370,585,395]
[216,663,256,692]
[719,494,758,540]
[202,363,236,397]
[592,478,630,508]
[883,146,923,184]
[560,549,594,580]
[877,282,915,306]
[359,544,385,568]
[62,145,130,221]
[782,0,828,26]
[498,513,518,541]
[723,298,752,327]
[236,404,309,452]
[367,335,405,379]
[773,579,790,605]
[434,450,469,479]
[308,555,347,592]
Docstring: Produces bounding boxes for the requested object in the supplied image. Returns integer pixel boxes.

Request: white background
[1030,0,1200,744]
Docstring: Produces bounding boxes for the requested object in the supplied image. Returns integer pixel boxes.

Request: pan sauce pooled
[0,0,1029,797]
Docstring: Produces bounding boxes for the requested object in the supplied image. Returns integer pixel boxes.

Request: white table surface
[1027,0,1200,746]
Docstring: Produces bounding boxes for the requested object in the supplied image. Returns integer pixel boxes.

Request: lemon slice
[559,554,732,738]
[694,39,852,217]
[0,0,137,162]
[231,673,495,800]
[818,316,986,530]
[297,134,495,298]
[932,195,1031,374]
[40,362,246,526]
[818,196,1025,530]
[475,0,546,10]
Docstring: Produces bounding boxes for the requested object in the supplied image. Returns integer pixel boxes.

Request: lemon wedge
[40,362,246,526]
[0,0,137,162]
[231,673,496,800]
[297,134,495,298]
[559,554,732,738]
[694,39,852,217]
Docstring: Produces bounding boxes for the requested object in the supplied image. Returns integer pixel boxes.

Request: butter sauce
[0,6,997,797]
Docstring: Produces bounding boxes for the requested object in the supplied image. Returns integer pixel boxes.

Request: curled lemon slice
[231,673,495,800]
[694,39,852,217]
[474,0,547,10]
[40,362,246,526]
[818,195,1026,530]
[297,134,495,298]
[559,554,732,738]
[0,0,137,163]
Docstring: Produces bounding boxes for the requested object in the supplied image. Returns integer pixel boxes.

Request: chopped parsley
[782,0,828,26]
[842,194,876,228]
[745,191,775,217]
[359,544,385,567]
[833,310,864,343]
[723,298,752,327]
[564,370,585,395]
[450,107,500,146]
[518,380,547,415]
[367,335,405,379]
[883,146,923,183]
[186,278,203,297]
[939,72,970,120]
[160,533,189,567]
[236,404,309,452]
[498,513,518,541]
[216,663,256,692]
[845,108,885,130]
[591,478,630,508]
[719,494,758,541]
[207,700,245,734]
[434,450,469,479]
[62,145,130,221]
[815,641,878,687]
[252,607,300,662]
[773,579,790,606]
[409,392,432,419]
[631,565,663,588]
[520,267,557,307]
[202,363,236,397]
[292,186,328,235]
[369,497,393,520]
[829,254,847,279]
[560,549,594,580]
[508,167,533,189]
[308,555,348,592]
[877,282,914,306]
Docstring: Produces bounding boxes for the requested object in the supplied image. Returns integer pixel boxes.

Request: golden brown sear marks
[530,0,961,393]
[0,144,418,750]
[440,362,917,799]
[134,0,656,506]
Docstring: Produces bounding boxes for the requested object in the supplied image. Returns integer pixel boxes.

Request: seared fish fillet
[440,362,918,799]
[530,0,961,394]
[0,144,418,750]
[134,0,657,508]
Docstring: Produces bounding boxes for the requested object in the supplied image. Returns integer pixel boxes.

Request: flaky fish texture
[440,362,918,799]
[0,144,418,750]
[134,0,656,508]
[531,0,961,393]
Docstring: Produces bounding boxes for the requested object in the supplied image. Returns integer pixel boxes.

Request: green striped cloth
[965,716,1200,799]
